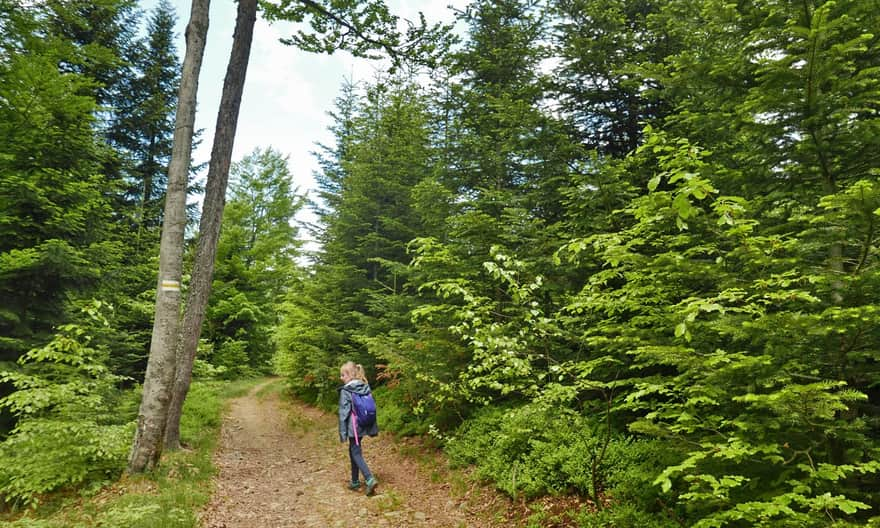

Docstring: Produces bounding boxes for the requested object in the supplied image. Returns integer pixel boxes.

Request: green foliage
[258,0,453,68]
[94,0,182,384]
[191,357,228,380]
[560,126,880,525]
[204,147,304,375]
[274,77,437,412]
[0,379,254,527]
[109,0,180,234]
[273,298,349,403]
[94,502,194,528]
[210,339,255,380]
[550,0,674,157]
[0,303,136,508]
[411,242,557,406]
[445,403,672,505]
[0,0,179,386]
[177,381,238,445]
[369,385,429,436]
[574,503,676,528]
[271,0,880,524]
[0,29,111,359]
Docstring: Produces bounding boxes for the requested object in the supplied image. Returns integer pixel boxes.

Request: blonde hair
[340,361,368,383]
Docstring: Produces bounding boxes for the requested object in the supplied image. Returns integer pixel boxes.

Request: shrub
[211,339,254,379]
[600,438,680,511]
[372,385,430,436]
[445,402,675,505]
[0,304,136,508]
[575,503,677,528]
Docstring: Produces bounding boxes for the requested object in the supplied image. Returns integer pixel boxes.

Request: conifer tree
[201,147,304,376]
[403,0,575,410]
[276,78,436,400]
[110,0,180,237]
[0,1,112,362]
[550,0,672,158]
[98,0,182,380]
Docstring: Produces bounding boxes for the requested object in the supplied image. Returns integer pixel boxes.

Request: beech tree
[160,0,258,452]
[128,0,209,473]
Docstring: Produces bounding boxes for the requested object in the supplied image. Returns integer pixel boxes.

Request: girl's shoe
[348,480,361,490]
[365,477,378,496]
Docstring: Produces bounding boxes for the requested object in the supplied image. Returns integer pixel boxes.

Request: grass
[253,376,285,399]
[286,411,319,435]
[371,489,403,513]
[0,378,260,528]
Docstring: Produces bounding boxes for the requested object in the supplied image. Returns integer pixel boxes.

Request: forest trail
[198,380,502,528]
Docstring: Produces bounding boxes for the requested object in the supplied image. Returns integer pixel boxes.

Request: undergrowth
[443,403,680,527]
[0,378,257,527]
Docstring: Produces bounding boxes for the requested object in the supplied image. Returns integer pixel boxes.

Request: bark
[164,0,257,450]
[128,0,210,473]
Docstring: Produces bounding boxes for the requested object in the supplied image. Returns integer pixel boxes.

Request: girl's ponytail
[354,364,368,383]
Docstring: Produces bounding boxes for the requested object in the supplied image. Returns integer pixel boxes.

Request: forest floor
[197,380,520,528]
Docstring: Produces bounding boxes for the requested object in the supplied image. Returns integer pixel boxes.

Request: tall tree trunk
[128,0,210,473]
[164,0,257,450]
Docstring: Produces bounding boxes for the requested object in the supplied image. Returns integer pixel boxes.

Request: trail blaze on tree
[128,0,210,473]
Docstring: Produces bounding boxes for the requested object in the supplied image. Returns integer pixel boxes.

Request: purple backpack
[349,390,377,429]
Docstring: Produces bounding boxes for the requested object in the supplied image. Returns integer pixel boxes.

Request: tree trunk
[128,0,210,473]
[164,0,257,450]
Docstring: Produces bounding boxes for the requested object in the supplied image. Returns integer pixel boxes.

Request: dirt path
[199,380,504,528]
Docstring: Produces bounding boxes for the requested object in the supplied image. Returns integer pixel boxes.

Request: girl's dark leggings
[349,437,373,482]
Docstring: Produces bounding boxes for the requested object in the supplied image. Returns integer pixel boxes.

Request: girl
[338,361,379,495]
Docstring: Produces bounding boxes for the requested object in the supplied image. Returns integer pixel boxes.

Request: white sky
[140,0,466,232]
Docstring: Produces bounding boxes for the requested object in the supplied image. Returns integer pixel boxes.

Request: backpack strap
[352,409,360,446]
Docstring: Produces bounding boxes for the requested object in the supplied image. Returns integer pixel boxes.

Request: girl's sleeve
[338,389,351,442]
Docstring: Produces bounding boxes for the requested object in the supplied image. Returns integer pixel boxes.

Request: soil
[198,380,512,528]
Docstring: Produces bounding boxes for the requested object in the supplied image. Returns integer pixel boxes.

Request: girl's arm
[338,389,351,442]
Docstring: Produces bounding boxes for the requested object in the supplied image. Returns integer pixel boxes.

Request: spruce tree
[550,0,673,158]
[99,0,182,380]
[405,0,575,410]
[276,78,436,402]
[110,0,180,237]
[0,2,112,362]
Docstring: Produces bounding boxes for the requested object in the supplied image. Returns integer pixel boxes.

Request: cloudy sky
[140,0,466,225]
